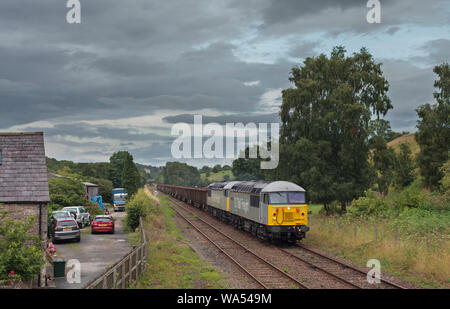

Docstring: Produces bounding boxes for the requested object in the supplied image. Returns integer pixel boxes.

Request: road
[54,211,132,289]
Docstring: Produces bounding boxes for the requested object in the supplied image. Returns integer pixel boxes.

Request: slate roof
[0,132,50,203]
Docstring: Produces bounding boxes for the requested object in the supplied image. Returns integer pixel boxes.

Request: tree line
[47,150,147,203]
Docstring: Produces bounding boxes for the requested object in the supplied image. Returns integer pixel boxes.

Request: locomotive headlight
[287,207,291,210]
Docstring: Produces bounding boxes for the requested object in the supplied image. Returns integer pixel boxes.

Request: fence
[85,217,147,289]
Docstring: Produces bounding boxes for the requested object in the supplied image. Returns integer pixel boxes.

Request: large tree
[393,143,416,188]
[109,151,133,188]
[122,154,140,195]
[369,119,397,194]
[160,162,201,186]
[275,47,392,211]
[415,63,450,189]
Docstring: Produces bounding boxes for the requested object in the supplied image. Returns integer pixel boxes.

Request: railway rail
[289,245,407,289]
[169,196,310,289]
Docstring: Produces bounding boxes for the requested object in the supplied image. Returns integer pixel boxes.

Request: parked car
[91,215,115,234]
[48,211,74,237]
[50,218,81,243]
[62,206,91,228]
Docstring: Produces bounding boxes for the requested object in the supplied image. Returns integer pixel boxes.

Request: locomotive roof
[208,181,305,194]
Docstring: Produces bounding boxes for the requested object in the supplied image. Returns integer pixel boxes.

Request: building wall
[0,203,48,246]
[86,186,99,200]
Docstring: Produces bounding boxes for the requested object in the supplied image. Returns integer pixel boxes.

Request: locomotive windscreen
[269,192,306,204]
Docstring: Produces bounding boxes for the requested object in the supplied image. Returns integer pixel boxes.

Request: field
[200,170,235,183]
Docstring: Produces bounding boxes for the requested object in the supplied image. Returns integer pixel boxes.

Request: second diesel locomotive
[158,180,309,242]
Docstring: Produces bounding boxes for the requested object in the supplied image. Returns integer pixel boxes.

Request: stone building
[0,132,50,287]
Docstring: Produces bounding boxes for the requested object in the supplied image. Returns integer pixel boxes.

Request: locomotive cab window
[207,190,211,197]
[268,192,306,204]
[269,192,288,204]
[288,192,306,204]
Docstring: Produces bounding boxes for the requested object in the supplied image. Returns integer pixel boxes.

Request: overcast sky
[0,0,449,166]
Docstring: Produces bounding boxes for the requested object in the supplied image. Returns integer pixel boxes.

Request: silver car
[62,206,91,228]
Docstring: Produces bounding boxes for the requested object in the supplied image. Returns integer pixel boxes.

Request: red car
[91,215,115,234]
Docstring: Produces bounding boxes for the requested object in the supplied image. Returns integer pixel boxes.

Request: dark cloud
[0,0,448,164]
[423,39,450,66]
[262,0,364,26]
[163,113,280,125]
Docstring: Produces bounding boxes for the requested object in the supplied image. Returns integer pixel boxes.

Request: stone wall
[0,203,48,246]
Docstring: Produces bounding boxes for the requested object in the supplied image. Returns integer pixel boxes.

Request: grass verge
[304,212,449,288]
[134,189,224,289]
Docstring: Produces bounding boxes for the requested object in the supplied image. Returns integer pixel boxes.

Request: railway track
[169,197,310,289]
[165,193,407,289]
[286,245,407,289]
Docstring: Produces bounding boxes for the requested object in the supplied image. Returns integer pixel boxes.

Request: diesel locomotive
[157,180,309,242]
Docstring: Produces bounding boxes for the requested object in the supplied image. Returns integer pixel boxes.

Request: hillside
[387,133,420,157]
[200,170,235,183]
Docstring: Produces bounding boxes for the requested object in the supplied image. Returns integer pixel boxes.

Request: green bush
[394,183,427,209]
[0,210,45,281]
[125,189,157,232]
[48,177,86,209]
[350,190,389,217]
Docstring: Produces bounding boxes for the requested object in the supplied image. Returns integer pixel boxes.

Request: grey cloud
[423,39,450,66]
[0,0,448,165]
[163,113,280,125]
[262,0,365,26]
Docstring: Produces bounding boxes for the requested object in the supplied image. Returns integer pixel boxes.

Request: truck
[112,188,128,212]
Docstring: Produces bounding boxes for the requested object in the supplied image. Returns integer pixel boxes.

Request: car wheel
[75,237,80,242]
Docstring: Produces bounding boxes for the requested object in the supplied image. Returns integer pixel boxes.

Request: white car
[62,206,91,228]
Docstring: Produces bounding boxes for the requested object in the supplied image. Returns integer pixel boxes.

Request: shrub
[0,210,45,281]
[48,177,86,209]
[84,201,104,217]
[125,189,157,232]
[394,185,426,209]
[350,190,389,217]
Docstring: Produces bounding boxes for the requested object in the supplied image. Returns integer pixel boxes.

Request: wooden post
[394,228,398,248]
[102,276,107,289]
[121,262,125,289]
[113,268,117,289]
[374,225,378,241]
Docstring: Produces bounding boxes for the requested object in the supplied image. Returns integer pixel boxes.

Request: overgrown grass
[134,188,224,289]
[305,185,450,288]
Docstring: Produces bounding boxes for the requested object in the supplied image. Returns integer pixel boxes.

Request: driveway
[54,211,132,289]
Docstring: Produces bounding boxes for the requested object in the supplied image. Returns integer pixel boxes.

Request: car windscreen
[59,220,76,227]
[94,218,112,222]
[53,213,69,218]
[269,192,288,204]
[288,192,306,204]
